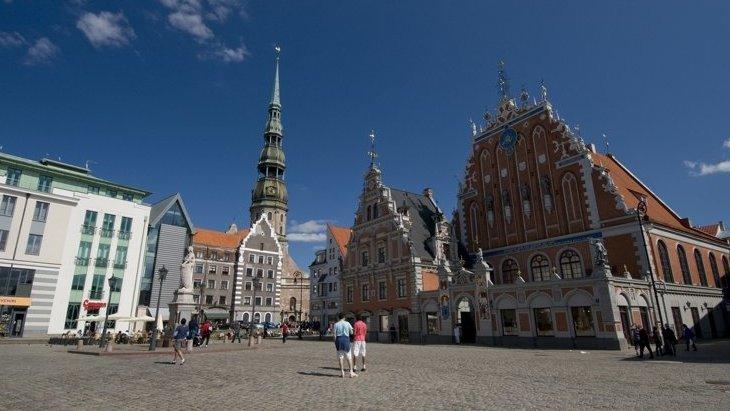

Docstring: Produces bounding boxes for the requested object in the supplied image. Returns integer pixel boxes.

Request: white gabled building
[309,224,351,328]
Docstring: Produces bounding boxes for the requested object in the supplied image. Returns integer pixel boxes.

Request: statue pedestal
[168,288,197,329]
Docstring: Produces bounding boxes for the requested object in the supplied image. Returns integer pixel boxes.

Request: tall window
[64,303,81,329]
[470,203,479,243]
[501,259,519,284]
[114,246,127,268]
[694,249,708,287]
[346,286,353,303]
[530,254,551,282]
[559,250,583,279]
[378,281,386,300]
[5,168,21,186]
[657,241,673,283]
[32,202,49,222]
[709,253,721,288]
[246,267,253,277]
[25,234,43,255]
[396,278,407,297]
[377,245,386,263]
[88,185,100,195]
[96,244,110,266]
[361,284,370,301]
[0,229,9,251]
[677,245,691,285]
[0,195,17,217]
[267,269,274,279]
[723,256,730,288]
[37,175,52,192]
[361,250,369,267]
[101,214,116,237]
[119,217,133,239]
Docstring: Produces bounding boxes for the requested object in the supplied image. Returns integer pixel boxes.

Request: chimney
[226,223,238,234]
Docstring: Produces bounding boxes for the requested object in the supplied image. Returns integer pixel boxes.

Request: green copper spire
[251,46,288,242]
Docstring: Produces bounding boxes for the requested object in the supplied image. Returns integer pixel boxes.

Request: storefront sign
[83,299,106,310]
[0,296,31,307]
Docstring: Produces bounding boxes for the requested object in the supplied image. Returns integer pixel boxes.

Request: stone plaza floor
[1,338,728,410]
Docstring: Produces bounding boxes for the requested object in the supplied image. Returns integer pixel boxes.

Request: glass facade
[0,267,35,296]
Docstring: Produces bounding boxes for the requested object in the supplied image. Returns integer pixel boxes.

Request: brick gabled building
[437,72,729,349]
[341,139,455,342]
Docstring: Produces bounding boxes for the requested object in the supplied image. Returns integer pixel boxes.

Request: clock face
[266,186,277,195]
[499,127,519,155]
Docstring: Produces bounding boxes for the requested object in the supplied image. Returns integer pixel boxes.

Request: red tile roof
[327,224,352,257]
[193,227,249,249]
[695,222,722,236]
[595,153,723,243]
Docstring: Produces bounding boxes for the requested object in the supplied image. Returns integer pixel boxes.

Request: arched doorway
[457,297,476,343]
[253,312,261,324]
[242,312,250,323]
[265,313,272,324]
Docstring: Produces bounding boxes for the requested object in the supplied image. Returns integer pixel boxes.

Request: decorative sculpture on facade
[179,246,195,292]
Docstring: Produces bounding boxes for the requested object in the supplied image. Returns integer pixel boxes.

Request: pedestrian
[453,323,461,345]
[232,321,242,344]
[352,314,367,372]
[282,322,289,344]
[201,319,212,347]
[652,325,663,356]
[188,316,199,346]
[172,318,188,365]
[682,324,698,351]
[631,325,640,356]
[389,325,397,343]
[662,324,677,356]
[638,327,654,359]
[333,313,357,379]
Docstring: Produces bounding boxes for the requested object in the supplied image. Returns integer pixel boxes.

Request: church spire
[270,45,281,107]
[264,46,282,136]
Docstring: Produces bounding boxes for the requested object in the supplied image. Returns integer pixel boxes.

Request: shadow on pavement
[297,371,340,378]
[618,340,730,364]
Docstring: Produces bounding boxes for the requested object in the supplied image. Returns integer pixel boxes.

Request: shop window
[533,308,554,336]
[571,306,595,337]
[501,309,517,336]
[379,315,389,332]
[426,312,439,335]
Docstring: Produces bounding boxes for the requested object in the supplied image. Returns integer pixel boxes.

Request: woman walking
[172,318,189,365]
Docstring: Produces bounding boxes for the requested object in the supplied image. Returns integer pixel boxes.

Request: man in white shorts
[352,314,367,372]
[333,313,357,378]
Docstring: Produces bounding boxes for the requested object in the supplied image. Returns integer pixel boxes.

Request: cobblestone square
[1,339,728,410]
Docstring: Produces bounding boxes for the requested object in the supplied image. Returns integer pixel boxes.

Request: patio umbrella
[107,313,132,321]
[77,315,103,322]
[128,315,156,322]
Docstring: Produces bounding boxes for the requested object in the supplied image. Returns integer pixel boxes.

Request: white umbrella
[77,315,103,322]
[107,313,132,321]
[128,315,156,322]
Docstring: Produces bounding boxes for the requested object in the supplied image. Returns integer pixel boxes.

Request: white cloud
[684,138,730,176]
[287,219,331,243]
[206,0,242,22]
[199,41,248,62]
[168,10,213,41]
[0,31,26,48]
[76,11,136,48]
[23,37,59,66]
[288,233,327,243]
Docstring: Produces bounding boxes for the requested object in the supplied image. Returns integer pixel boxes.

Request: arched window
[264,313,272,323]
[561,173,581,224]
[657,241,673,283]
[677,245,691,284]
[709,253,721,288]
[559,250,583,279]
[242,312,250,323]
[695,249,708,287]
[501,259,519,284]
[267,212,272,221]
[470,203,479,244]
[366,205,371,221]
[253,312,261,323]
[290,297,297,311]
[722,256,730,289]
[530,254,551,282]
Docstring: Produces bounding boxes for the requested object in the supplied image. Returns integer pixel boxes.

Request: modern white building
[0,152,150,337]
[309,224,351,328]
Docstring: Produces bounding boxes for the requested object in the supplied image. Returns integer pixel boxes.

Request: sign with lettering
[0,296,31,307]
[83,299,106,310]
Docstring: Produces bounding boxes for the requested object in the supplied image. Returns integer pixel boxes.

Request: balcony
[113,261,127,270]
[75,257,90,266]
[95,258,109,268]
[88,290,103,300]
[100,229,115,238]
[81,225,96,235]
[117,231,131,240]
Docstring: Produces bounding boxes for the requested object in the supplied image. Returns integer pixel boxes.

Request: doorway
[707,309,718,338]
[690,307,702,338]
[619,306,631,342]
[397,314,409,343]
[457,299,476,344]
[10,311,25,337]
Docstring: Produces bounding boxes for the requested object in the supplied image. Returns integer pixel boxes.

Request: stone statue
[180,246,195,292]
[475,247,484,263]
[591,239,608,267]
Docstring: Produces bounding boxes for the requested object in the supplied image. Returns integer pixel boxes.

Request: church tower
[250,48,288,246]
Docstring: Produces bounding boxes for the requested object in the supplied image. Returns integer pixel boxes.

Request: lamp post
[294,273,303,323]
[636,204,664,327]
[99,275,118,348]
[148,265,168,351]
[248,275,260,346]
[198,281,207,322]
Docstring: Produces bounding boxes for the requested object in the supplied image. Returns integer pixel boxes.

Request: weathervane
[602,133,610,154]
[368,130,378,167]
[497,60,510,101]
[274,44,281,60]
[540,78,548,101]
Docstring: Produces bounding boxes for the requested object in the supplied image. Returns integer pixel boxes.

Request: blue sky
[1,1,729,268]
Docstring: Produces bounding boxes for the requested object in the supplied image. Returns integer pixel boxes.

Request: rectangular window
[255,297,262,306]
[378,281,387,300]
[501,309,517,336]
[207,279,215,289]
[533,308,554,336]
[64,303,81,329]
[37,175,52,192]
[76,241,91,265]
[265,297,272,306]
[378,246,386,263]
[107,189,117,198]
[218,295,226,305]
[571,306,595,337]
[96,244,110,267]
[109,277,122,292]
[267,256,273,265]
[221,280,229,290]
[193,280,202,289]
[193,294,199,303]
[379,315,389,332]
[222,266,229,275]
[205,295,213,305]
[195,264,203,274]
[361,284,370,301]
[245,282,252,291]
[258,255,264,264]
[122,193,133,201]
[118,217,132,239]
[89,274,104,299]
[0,195,17,217]
[82,210,97,234]
[211,251,218,260]
[224,252,231,262]
[88,185,100,195]
[101,214,115,237]
[346,286,353,303]
[114,246,128,269]
[244,296,251,306]
[361,251,369,267]
[246,268,253,277]
[333,282,337,292]
[5,168,21,186]
[209,265,217,274]
[32,201,49,222]
[426,312,439,335]
[267,269,274,279]
[255,281,262,291]
[256,269,263,278]
[71,274,86,291]
[0,229,9,251]
[249,254,256,263]
[266,283,273,292]
[396,278,407,298]
[195,250,204,259]
[25,234,43,255]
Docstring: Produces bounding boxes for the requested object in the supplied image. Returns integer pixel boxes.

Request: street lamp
[294,272,303,323]
[636,204,665,327]
[148,265,168,351]
[198,281,207,322]
[99,275,118,348]
[248,275,261,346]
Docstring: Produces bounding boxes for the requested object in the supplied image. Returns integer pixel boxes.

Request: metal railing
[100,229,115,238]
[117,231,131,240]
[81,225,96,235]
[113,261,127,269]
[75,257,90,266]
[95,258,109,268]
